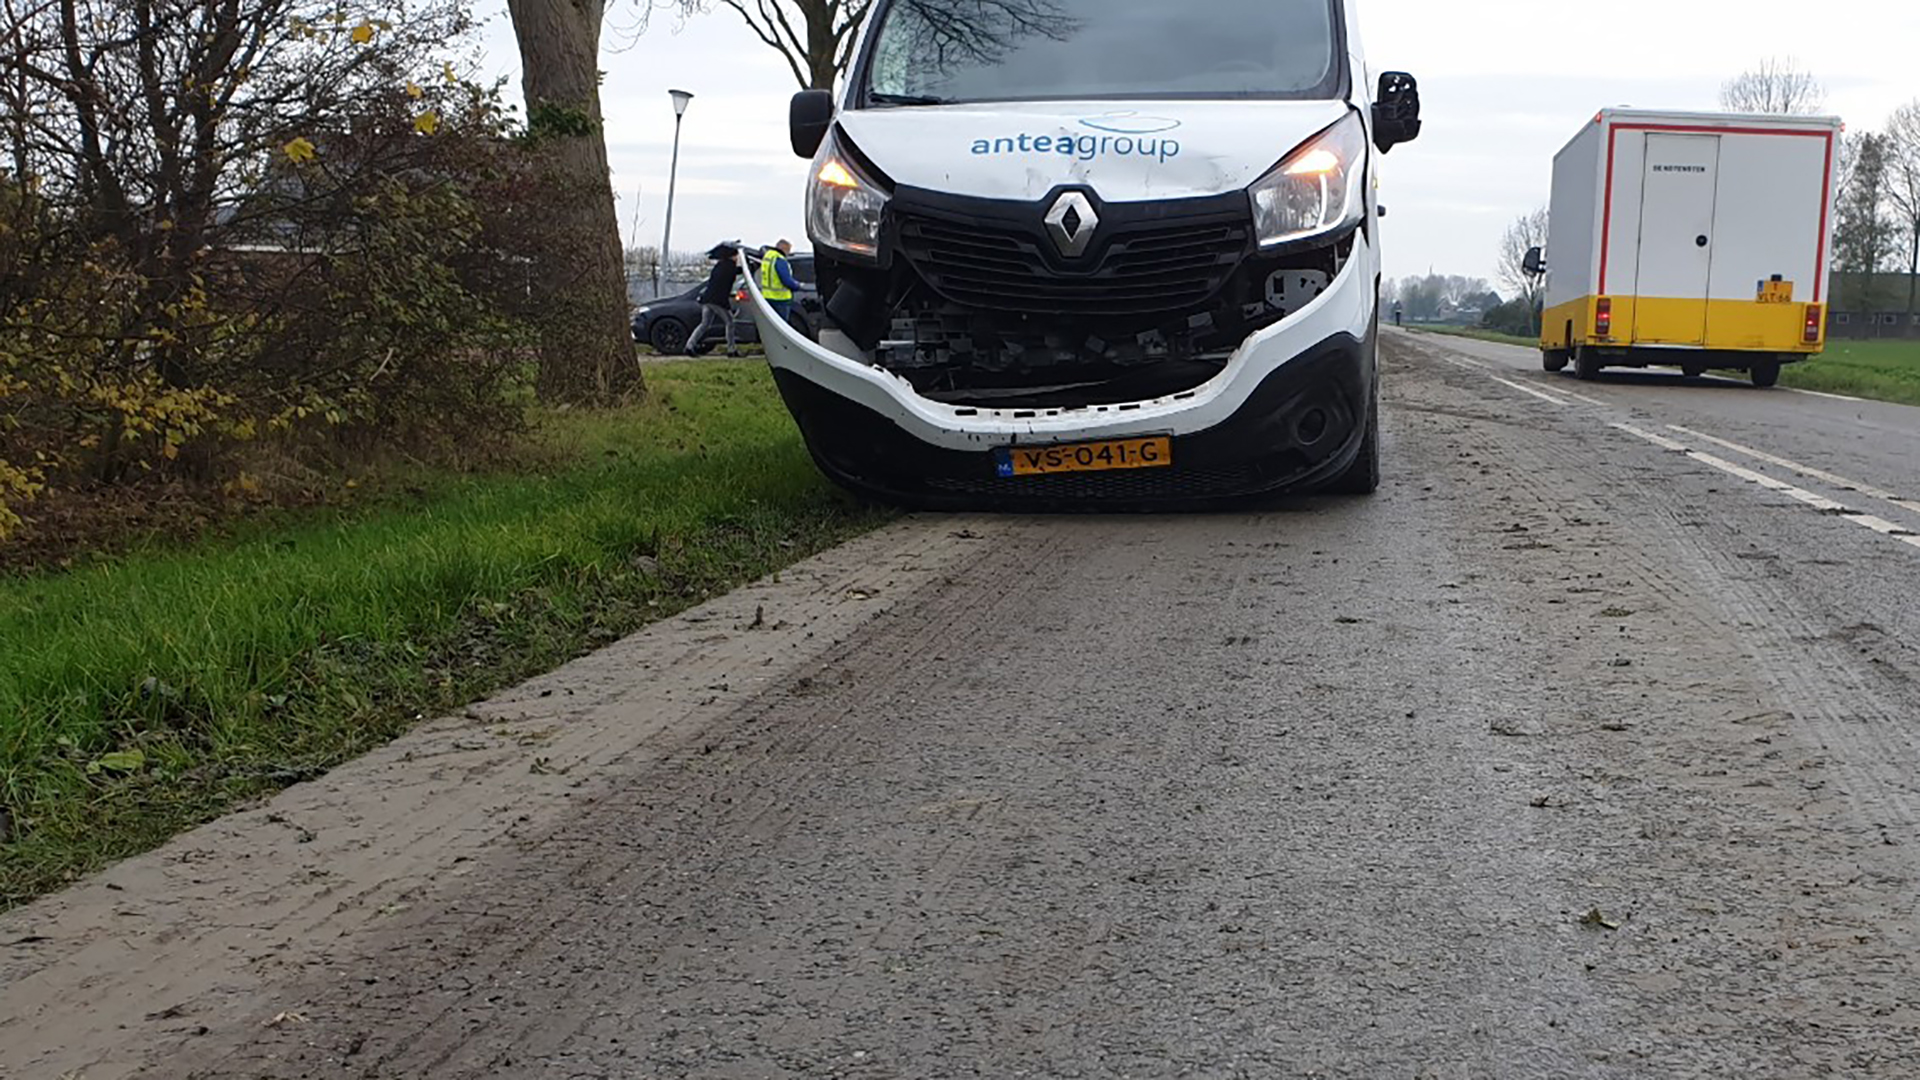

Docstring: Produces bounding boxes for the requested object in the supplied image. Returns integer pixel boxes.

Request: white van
[743,0,1421,507]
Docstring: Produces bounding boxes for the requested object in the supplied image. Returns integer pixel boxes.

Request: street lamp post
[657,89,694,301]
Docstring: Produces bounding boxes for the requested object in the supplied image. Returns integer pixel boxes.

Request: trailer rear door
[1704,130,1831,347]
[1632,133,1721,346]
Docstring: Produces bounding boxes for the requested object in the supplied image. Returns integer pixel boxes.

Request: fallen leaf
[1579,907,1621,931]
[87,749,147,775]
[265,1011,308,1027]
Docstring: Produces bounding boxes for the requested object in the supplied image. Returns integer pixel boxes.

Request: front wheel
[1323,396,1380,496]
[649,318,689,356]
[1750,361,1781,388]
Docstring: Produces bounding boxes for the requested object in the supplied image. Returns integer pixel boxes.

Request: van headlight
[807,140,888,259]
[1248,113,1368,248]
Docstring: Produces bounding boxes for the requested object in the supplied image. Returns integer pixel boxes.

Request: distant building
[1829,310,1920,340]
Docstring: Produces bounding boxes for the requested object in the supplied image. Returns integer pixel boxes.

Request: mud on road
[7,331,1920,1078]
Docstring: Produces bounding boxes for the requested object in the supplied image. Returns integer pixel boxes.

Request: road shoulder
[0,515,1006,1080]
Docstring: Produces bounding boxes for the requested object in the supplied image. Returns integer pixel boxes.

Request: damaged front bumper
[738,235,1376,508]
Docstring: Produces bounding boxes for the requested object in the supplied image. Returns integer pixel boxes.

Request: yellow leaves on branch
[413,111,439,136]
[283,137,317,164]
[287,13,389,43]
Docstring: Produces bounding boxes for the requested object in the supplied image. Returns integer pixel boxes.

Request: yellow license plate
[995,437,1172,477]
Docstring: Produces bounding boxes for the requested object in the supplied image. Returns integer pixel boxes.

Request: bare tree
[1496,208,1549,335]
[1884,101,1920,317]
[1720,57,1826,116]
[715,0,873,90]
[709,0,1071,93]
[1835,132,1898,311]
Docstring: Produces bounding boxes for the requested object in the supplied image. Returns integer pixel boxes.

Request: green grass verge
[1405,325,1539,349]
[0,362,893,909]
[1780,339,1920,406]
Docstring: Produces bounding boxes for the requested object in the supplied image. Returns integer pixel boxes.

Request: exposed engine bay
[815,188,1356,412]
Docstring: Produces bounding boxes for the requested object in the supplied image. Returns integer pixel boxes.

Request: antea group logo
[970,112,1184,164]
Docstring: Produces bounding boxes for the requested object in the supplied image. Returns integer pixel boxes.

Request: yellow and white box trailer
[1535,108,1841,387]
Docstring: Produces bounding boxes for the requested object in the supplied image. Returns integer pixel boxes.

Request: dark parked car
[631,252,820,355]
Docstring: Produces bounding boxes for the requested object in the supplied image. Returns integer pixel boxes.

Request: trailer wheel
[1542,349,1570,373]
[1573,346,1603,381]
[1750,361,1781,389]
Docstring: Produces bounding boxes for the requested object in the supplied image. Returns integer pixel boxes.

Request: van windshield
[860,0,1341,105]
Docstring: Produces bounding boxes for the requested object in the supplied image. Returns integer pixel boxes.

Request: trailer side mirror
[790,90,834,159]
[1523,246,1546,277]
[1373,72,1422,153]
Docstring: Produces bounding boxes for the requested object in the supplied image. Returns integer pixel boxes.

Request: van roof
[1591,108,1842,130]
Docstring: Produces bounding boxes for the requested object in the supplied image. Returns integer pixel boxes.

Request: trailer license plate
[995,437,1173,477]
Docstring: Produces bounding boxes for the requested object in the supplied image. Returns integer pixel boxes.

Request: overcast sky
[474,0,1918,291]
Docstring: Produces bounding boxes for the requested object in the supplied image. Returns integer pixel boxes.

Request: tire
[1323,391,1381,496]
[1542,349,1569,373]
[1573,346,1603,381]
[1750,361,1781,388]
[1681,364,1706,379]
[648,318,689,356]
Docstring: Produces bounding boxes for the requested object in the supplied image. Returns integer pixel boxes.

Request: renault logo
[1044,191,1098,258]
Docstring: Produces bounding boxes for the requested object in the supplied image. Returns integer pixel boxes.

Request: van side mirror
[1373,72,1422,153]
[1523,246,1546,277]
[791,90,834,158]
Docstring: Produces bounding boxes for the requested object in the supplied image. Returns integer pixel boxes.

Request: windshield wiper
[868,91,954,107]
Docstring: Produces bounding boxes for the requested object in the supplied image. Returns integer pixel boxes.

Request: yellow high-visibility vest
[759,249,793,302]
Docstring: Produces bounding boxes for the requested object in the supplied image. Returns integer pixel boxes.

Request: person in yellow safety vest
[758,239,798,322]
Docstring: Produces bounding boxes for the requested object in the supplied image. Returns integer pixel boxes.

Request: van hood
[837,99,1353,204]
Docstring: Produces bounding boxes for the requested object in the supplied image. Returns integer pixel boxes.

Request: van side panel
[1541,121,1602,350]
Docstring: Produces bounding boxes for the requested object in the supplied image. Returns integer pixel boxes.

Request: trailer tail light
[1595,297,1613,338]
[1804,304,1823,344]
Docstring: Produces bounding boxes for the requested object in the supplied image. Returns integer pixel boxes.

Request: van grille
[892,195,1253,318]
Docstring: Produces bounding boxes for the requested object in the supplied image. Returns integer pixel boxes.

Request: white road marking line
[1611,424,1920,553]
[1665,424,1920,519]
[1789,387,1870,404]
[1610,423,1689,453]
[1548,383,1610,407]
[1490,375,1571,407]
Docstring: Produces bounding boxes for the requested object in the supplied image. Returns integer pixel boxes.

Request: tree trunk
[807,2,837,89]
[505,0,643,405]
[1908,223,1919,316]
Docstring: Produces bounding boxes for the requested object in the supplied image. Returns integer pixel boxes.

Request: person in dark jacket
[687,242,742,356]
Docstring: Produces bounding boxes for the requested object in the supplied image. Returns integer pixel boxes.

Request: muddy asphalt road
[6,330,1920,1078]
